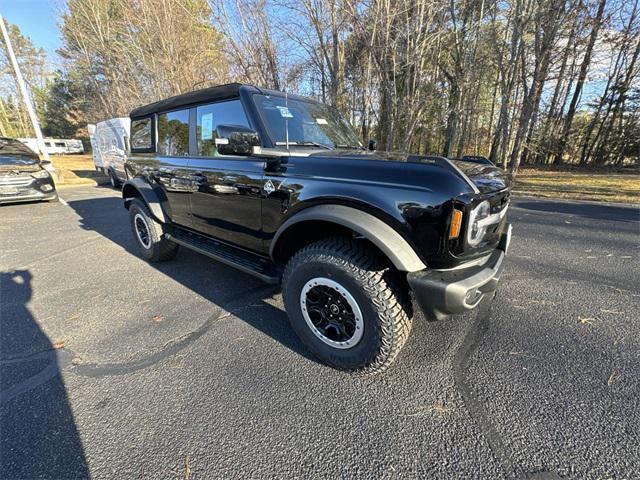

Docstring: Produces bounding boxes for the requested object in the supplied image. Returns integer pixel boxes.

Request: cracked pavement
[1,186,639,479]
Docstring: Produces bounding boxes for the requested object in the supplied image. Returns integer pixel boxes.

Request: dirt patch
[48,155,109,187]
[514,168,640,204]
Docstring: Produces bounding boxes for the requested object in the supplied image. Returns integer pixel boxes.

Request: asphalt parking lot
[1,185,639,479]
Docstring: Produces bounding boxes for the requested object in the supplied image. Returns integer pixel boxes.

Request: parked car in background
[122,83,511,374]
[0,137,57,204]
[88,117,130,188]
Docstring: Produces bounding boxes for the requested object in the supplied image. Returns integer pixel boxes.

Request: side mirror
[215,125,260,156]
[368,139,377,151]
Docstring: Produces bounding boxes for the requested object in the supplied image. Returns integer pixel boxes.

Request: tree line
[1,0,638,173]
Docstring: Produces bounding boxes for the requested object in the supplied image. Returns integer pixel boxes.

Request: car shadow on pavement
[0,270,89,479]
[65,196,316,364]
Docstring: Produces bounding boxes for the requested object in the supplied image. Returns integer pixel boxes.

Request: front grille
[489,190,510,214]
[480,190,510,247]
[0,174,34,187]
[0,174,44,199]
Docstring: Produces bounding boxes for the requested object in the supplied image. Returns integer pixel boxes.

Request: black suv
[123,83,511,373]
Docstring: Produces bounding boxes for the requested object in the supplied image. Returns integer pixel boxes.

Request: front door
[188,158,264,252]
[187,99,264,252]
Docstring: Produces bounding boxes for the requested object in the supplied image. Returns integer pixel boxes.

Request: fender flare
[270,204,427,272]
[122,178,169,224]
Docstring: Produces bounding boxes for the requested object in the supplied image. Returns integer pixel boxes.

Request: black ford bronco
[123,83,511,373]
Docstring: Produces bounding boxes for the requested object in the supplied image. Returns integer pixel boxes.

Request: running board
[165,228,282,284]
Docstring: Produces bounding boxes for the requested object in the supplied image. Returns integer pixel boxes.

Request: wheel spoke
[302,281,360,345]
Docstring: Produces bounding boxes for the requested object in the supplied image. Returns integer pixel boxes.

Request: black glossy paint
[125,85,510,268]
[188,157,264,251]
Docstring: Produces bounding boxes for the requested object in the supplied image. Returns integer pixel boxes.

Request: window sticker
[201,113,213,140]
[276,106,293,118]
[315,118,328,125]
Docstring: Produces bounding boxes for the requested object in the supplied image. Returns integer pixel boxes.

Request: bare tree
[553,0,607,164]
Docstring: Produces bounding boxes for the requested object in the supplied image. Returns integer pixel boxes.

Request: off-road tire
[282,237,412,374]
[129,198,178,262]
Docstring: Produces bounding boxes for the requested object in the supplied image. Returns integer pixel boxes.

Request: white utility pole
[0,13,53,170]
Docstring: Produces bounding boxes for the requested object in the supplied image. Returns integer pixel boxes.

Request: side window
[158,109,189,156]
[131,117,152,151]
[196,99,250,156]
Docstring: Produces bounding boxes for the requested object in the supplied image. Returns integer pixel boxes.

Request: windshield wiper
[275,141,333,150]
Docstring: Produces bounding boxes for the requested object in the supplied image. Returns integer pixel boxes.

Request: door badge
[264,180,276,195]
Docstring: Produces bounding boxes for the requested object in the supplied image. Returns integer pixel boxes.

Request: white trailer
[18,138,84,155]
[88,117,130,187]
[64,139,84,154]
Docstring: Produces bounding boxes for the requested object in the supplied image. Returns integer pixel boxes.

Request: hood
[0,162,42,174]
[306,149,509,194]
[448,159,510,194]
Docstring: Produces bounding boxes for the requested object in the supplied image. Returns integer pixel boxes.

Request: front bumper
[0,177,57,204]
[408,224,511,320]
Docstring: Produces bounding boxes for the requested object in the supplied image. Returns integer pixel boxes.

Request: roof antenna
[284,86,290,151]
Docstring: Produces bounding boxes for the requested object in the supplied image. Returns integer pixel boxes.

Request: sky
[1,0,62,65]
[0,0,633,109]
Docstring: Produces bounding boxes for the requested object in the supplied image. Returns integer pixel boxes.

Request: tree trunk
[553,0,606,164]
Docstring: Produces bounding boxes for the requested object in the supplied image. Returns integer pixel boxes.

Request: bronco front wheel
[282,237,412,374]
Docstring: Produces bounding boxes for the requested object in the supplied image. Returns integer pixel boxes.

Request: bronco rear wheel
[282,237,412,374]
[128,198,178,262]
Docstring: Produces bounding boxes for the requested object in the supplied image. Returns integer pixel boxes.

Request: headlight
[31,169,50,179]
[467,200,490,247]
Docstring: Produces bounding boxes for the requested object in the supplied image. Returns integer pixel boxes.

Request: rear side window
[131,117,153,151]
[158,109,189,156]
[196,100,250,156]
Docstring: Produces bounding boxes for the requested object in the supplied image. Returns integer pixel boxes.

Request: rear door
[154,109,194,226]
[129,113,193,227]
[187,99,264,253]
[113,124,128,182]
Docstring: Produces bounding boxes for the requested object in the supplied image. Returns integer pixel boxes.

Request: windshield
[0,139,39,166]
[253,94,362,149]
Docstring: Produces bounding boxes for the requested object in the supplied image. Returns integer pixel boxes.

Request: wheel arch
[122,178,169,224]
[270,204,426,272]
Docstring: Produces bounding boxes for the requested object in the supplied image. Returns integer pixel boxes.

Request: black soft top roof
[129,83,313,119]
[130,83,244,119]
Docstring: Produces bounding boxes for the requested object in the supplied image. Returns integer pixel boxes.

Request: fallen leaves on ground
[184,454,191,480]
[151,315,164,322]
[578,316,597,325]
[52,341,65,349]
